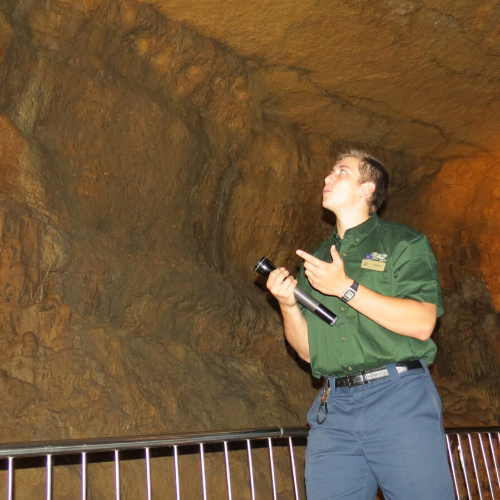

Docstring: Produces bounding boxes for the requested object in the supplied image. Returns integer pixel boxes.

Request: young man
[266,150,455,500]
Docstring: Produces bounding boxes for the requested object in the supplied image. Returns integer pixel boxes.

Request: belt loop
[419,359,429,374]
[386,363,399,378]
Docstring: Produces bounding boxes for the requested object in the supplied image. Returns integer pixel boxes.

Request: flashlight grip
[294,286,339,326]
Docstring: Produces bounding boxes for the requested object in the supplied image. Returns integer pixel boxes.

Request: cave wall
[0,0,336,442]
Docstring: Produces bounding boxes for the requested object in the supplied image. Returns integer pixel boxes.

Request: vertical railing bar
[46,454,52,500]
[224,441,233,500]
[489,433,500,491]
[200,444,208,500]
[446,435,461,500]
[288,437,301,500]
[145,448,152,500]
[7,457,13,500]
[114,450,120,500]
[82,452,87,500]
[468,433,484,500]
[268,438,278,500]
[458,434,473,500]
[174,445,181,500]
[478,433,496,499]
[246,440,256,500]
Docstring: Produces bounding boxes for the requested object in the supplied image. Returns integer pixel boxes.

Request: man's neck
[336,209,371,238]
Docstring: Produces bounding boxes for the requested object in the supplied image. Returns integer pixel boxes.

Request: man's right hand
[266,267,310,362]
[266,268,298,308]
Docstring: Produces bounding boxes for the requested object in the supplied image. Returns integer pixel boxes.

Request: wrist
[336,277,353,297]
[340,278,359,303]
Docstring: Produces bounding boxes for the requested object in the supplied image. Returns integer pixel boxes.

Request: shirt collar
[332,213,379,245]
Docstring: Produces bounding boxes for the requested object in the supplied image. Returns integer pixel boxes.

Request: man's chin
[322,199,333,210]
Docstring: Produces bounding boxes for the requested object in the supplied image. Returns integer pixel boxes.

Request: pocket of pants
[424,373,443,419]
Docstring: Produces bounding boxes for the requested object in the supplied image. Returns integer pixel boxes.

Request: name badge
[361,259,386,271]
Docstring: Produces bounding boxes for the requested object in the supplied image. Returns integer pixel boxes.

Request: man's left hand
[297,245,351,297]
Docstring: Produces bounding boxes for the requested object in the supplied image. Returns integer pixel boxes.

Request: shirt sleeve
[392,234,444,317]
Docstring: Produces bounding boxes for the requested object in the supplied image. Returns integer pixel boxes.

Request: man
[266,150,455,500]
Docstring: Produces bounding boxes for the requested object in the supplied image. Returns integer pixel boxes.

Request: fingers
[266,268,297,307]
[266,267,289,288]
[296,249,322,268]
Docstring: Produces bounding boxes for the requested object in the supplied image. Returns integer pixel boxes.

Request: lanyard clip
[316,378,331,424]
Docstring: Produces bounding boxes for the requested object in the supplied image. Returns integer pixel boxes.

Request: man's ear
[360,182,376,199]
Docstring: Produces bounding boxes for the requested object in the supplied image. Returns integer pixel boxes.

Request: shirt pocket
[352,262,393,297]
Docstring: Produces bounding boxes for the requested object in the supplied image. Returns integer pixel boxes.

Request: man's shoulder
[377,218,427,243]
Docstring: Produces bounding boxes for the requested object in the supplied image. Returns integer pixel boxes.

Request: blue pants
[305,362,455,500]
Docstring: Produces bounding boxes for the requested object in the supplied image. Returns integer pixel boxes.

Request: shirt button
[341,306,345,311]
[342,252,347,257]
[356,238,360,242]
[342,337,346,342]
[348,367,353,371]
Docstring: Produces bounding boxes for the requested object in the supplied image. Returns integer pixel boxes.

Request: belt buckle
[346,373,361,387]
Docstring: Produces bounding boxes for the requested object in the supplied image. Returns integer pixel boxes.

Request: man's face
[322,156,364,212]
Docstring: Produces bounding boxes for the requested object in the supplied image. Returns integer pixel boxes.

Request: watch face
[344,289,356,300]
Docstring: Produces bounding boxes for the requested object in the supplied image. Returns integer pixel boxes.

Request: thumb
[330,245,341,262]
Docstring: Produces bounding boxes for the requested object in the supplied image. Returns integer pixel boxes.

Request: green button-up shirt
[296,214,443,378]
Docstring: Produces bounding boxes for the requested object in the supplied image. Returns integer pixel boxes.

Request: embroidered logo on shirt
[365,252,387,262]
[361,252,387,271]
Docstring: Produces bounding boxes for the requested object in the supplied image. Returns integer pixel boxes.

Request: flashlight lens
[254,257,276,277]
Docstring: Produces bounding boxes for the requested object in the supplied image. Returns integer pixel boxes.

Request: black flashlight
[255,257,339,327]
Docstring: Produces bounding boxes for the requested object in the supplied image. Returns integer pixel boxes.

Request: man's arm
[266,267,311,362]
[297,246,437,341]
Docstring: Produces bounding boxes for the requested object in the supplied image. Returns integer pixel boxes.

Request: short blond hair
[337,149,389,212]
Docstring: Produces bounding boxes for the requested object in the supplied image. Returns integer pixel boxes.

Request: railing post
[174,445,181,500]
[145,447,152,500]
[458,434,473,499]
[446,435,460,500]
[489,433,500,492]
[246,440,256,500]
[268,438,277,500]
[114,450,120,500]
[82,452,87,500]
[46,454,52,500]
[468,433,484,500]
[7,457,13,500]
[224,441,232,500]
[200,443,208,500]
[288,437,301,500]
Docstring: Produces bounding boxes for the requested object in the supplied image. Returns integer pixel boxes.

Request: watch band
[341,280,359,303]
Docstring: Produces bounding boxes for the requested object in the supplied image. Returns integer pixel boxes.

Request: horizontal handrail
[0,426,497,459]
[0,426,497,460]
[0,427,309,458]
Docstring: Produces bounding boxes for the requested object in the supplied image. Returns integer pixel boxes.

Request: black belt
[333,360,423,388]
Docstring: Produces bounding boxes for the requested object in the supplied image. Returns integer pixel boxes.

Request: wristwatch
[341,280,359,303]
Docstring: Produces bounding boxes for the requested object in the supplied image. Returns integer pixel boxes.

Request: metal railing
[0,427,308,500]
[0,426,498,499]
[446,427,500,500]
